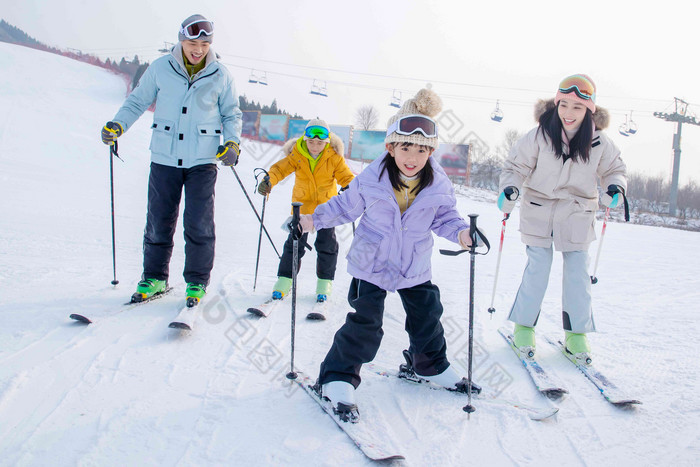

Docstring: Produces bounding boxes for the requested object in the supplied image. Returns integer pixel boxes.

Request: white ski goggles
[180,20,214,40]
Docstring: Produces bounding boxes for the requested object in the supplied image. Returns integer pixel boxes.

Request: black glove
[601,184,624,208]
[258,176,272,196]
[497,186,519,214]
[216,141,241,166]
[101,121,123,145]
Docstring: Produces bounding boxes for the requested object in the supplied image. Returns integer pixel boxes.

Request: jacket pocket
[519,197,553,238]
[346,223,388,273]
[195,123,223,158]
[292,184,307,203]
[406,236,433,278]
[149,118,175,155]
[565,210,596,244]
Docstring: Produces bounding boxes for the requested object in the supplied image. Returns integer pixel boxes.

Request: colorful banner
[259,114,289,144]
[434,143,470,177]
[241,111,260,138]
[287,119,309,140]
[330,125,352,158]
[349,130,386,161]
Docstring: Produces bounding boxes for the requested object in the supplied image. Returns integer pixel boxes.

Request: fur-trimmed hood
[281,133,344,157]
[534,98,610,131]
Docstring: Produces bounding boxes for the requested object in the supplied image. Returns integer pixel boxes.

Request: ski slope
[0,42,699,466]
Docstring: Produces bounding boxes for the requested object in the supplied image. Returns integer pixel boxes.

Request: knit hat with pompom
[385,87,442,150]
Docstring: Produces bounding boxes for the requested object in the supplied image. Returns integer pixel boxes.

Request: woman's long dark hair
[379,142,434,195]
[537,103,594,163]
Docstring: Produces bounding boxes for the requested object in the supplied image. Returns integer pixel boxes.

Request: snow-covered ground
[1,42,699,466]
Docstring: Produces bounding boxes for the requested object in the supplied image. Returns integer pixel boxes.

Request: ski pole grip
[504,186,517,201]
[468,214,478,252]
[291,202,303,240]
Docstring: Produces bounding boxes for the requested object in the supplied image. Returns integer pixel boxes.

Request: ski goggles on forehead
[558,76,596,101]
[386,115,438,138]
[304,125,330,140]
[180,20,214,39]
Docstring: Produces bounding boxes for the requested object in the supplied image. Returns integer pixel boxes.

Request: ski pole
[253,169,270,291]
[286,202,303,380]
[229,166,281,259]
[464,214,479,415]
[109,141,122,286]
[487,213,510,316]
[439,214,490,417]
[590,207,610,284]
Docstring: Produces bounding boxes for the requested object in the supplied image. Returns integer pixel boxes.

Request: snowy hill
[0,42,699,466]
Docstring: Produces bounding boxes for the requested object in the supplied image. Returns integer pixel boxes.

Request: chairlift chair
[490,100,504,122]
[258,72,268,86]
[310,80,328,97]
[618,123,630,137]
[627,111,638,134]
[248,70,258,84]
[390,90,402,108]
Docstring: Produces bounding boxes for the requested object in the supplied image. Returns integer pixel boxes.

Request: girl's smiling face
[558,99,588,131]
[386,143,433,177]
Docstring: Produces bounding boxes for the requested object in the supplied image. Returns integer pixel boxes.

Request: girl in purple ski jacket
[297,88,479,420]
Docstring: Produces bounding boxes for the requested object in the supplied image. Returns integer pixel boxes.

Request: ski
[168,299,201,330]
[292,371,405,461]
[498,327,569,399]
[246,297,283,318]
[544,335,642,406]
[365,362,559,421]
[69,287,174,324]
[306,297,329,321]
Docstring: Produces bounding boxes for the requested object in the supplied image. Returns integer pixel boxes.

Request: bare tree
[354,105,380,130]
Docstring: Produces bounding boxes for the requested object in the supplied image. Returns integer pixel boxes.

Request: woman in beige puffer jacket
[497,74,627,360]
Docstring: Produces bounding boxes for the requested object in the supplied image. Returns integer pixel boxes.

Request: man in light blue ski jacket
[101,14,242,305]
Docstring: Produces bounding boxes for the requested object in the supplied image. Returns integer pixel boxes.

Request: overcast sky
[4,0,700,183]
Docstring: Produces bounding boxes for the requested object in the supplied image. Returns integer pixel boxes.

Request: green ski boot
[513,323,536,358]
[565,331,592,364]
[316,278,333,302]
[132,279,167,303]
[186,283,206,308]
[272,276,293,300]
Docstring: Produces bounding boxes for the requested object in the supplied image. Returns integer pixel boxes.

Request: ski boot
[131,279,167,303]
[565,331,592,365]
[513,323,536,359]
[401,350,481,394]
[185,283,206,308]
[316,278,333,303]
[307,278,333,321]
[316,380,359,423]
[271,276,292,300]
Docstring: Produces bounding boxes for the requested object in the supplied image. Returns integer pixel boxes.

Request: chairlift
[310,79,328,97]
[248,70,258,84]
[390,90,402,108]
[158,42,175,54]
[618,111,638,137]
[258,71,268,86]
[627,111,638,134]
[490,100,504,122]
